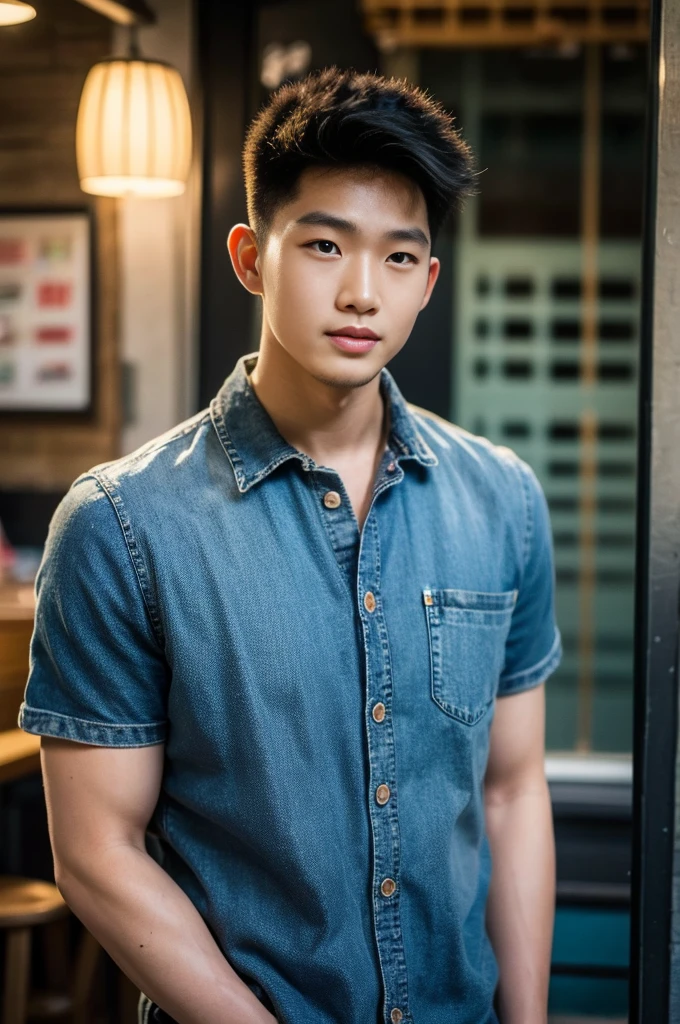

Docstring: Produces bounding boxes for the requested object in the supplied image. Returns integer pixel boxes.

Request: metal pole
[629,0,679,1016]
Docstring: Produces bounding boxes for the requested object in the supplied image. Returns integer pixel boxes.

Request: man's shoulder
[44,409,215,556]
[78,407,214,491]
[407,404,546,544]
[49,409,218,546]
[408,402,529,483]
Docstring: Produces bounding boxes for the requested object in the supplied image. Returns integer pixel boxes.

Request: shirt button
[390,1010,403,1024]
[380,877,396,897]
[376,784,391,805]
[323,490,341,509]
[387,461,397,473]
[372,702,386,723]
[364,591,376,613]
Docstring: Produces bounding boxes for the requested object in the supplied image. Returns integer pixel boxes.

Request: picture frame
[0,207,94,415]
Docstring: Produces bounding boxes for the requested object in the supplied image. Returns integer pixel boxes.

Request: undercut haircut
[243,66,476,249]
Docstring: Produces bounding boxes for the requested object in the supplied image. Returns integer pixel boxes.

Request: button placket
[356,513,411,1022]
[311,471,360,584]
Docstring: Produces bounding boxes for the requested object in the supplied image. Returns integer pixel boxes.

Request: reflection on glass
[421,47,645,757]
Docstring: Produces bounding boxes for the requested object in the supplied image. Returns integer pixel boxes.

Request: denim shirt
[20,352,561,1024]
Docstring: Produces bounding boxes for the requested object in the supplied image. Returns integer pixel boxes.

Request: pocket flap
[423,588,518,612]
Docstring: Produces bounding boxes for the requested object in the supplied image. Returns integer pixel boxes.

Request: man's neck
[247,339,390,470]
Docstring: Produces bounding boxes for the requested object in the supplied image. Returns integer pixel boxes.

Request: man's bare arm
[484,684,555,1024]
[41,738,277,1024]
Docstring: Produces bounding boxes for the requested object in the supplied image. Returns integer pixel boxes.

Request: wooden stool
[0,877,100,1024]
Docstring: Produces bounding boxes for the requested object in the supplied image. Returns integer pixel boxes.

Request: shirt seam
[19,705,167,748]
[515,457,535,580]
[84,414,211,478]
[88,471,166,651]
[20,704,167,730]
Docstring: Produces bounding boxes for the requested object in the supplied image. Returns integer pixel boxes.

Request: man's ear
[419,256,441,312]
[227,224,263,296]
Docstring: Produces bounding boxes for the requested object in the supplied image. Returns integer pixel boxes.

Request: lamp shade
[0,1,36,25]
[76,58,192,198]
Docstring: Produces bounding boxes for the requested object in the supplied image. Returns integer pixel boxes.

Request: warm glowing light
[0,1,36,25]
[76,58,192,199]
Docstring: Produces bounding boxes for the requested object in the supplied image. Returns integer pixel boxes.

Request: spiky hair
[243,66,475,247]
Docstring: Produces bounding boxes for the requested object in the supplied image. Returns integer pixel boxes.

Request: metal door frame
[630,0,680,1018]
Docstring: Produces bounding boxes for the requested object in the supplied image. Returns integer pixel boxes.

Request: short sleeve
[498,459,562,696]
[18,473,170,746]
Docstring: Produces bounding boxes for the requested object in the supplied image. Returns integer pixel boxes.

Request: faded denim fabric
[20,352,562,1024]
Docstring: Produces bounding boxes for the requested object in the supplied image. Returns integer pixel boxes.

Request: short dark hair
[243,66,475,248]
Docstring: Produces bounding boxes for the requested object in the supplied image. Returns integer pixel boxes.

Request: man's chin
[309,363,383,391]
[303,345,386,391]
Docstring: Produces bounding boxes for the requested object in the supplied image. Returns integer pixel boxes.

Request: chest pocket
[423,587,517,726]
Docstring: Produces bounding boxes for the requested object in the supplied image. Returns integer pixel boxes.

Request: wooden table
[0,582,39,782]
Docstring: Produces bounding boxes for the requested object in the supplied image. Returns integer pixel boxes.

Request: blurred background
[0,0,655,1020]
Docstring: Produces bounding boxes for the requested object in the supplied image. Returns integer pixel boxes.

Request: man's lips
[326,327,381,340]
[326,331,380,354]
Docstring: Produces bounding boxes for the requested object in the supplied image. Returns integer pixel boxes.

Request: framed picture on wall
[0,207,93,414]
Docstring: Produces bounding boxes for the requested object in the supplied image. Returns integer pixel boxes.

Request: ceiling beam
[74,0,156,26]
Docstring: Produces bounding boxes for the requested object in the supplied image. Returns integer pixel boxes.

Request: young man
[20,67,561,1024]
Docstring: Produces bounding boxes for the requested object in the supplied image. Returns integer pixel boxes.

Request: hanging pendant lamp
[76,29,192,199]
[0,1,36,25]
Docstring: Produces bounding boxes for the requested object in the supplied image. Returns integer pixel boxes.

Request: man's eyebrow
[383,226,430,249]
[294,211,430,249]
[295,212,356,233]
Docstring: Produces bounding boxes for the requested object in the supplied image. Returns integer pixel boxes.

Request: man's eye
[308,240,339,255]
[389,252,417,265]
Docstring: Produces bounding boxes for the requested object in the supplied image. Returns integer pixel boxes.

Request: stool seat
[1,875,100,1024]
[0,878,68,930]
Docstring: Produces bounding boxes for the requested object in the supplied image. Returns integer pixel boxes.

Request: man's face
[251,164,440,389]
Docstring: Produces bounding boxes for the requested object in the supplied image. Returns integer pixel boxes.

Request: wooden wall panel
[0,0,120,492]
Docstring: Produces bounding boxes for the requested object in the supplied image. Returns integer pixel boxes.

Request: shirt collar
[210,351,438,494]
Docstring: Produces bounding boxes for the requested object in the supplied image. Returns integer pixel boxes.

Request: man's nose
[336,255,380,314]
